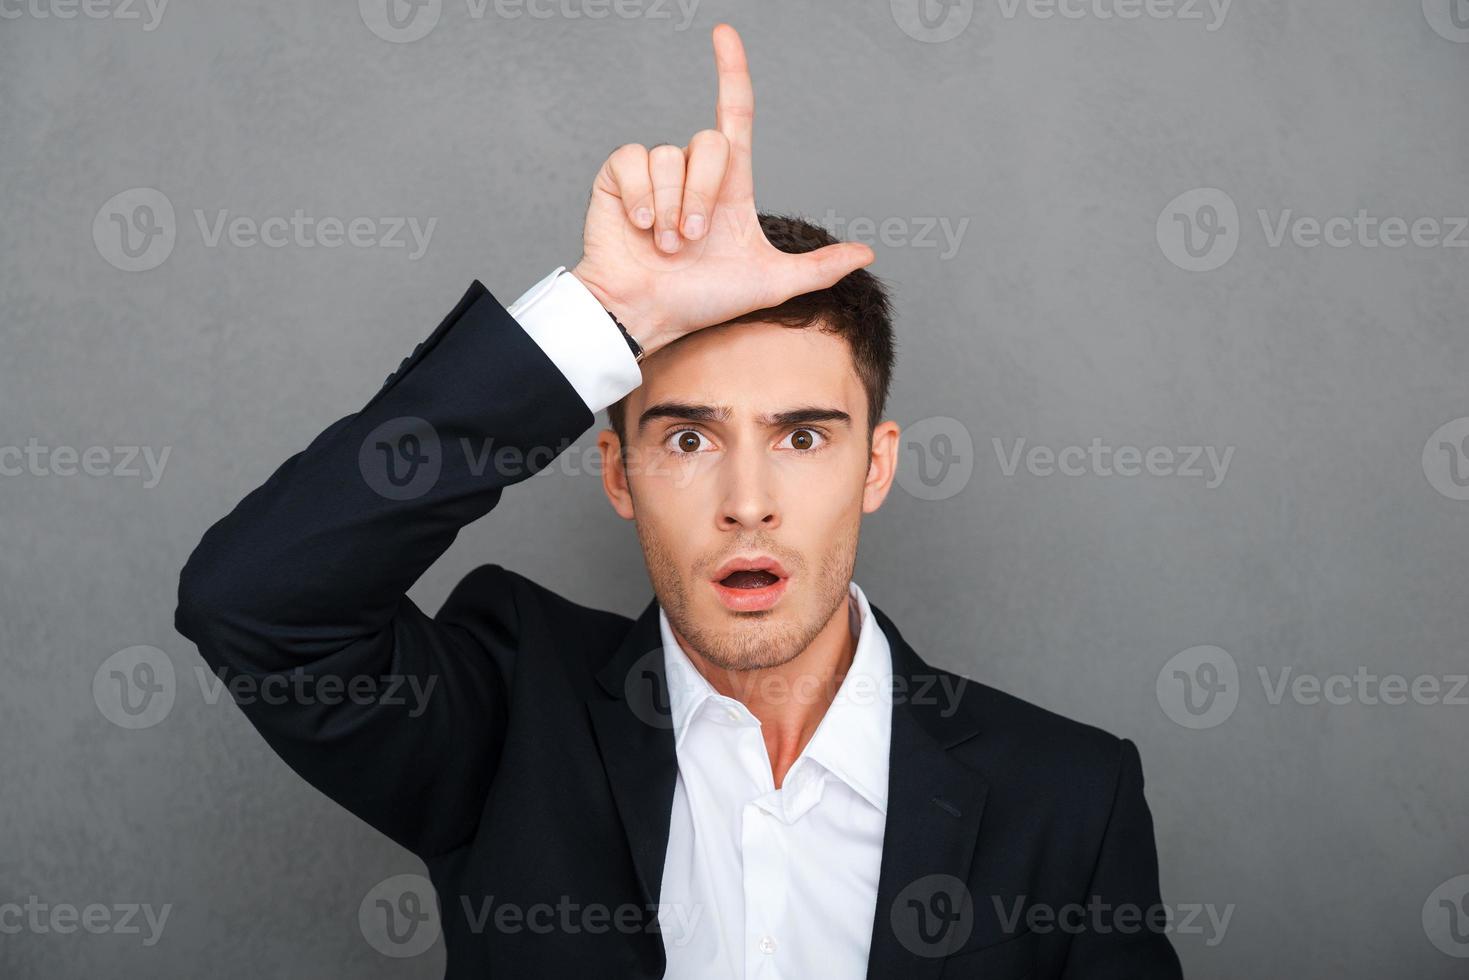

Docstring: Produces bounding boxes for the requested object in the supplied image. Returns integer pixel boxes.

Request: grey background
[2,1,1467,977]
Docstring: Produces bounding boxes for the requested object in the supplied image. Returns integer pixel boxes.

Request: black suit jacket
[175,281,1183,979]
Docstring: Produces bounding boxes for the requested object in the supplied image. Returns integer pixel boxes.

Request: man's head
[597,213,900,674]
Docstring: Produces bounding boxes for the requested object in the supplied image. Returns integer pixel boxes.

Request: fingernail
[635,208,653,227]
[684,214,705,238]
[659,230,680,253]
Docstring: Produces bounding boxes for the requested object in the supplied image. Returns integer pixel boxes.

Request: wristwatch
[607,308,646,363]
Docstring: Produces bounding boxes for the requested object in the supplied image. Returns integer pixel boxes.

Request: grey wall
[3,1,1466,977]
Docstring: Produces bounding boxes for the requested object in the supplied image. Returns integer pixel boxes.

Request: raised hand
[570,24,875,356]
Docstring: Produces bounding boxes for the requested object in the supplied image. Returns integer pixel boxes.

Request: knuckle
[611,143,647,165]
[690,129,729,152]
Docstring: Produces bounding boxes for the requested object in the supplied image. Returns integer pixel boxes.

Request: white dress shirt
[507,265,643,415]
[655,581,892,980]
[506,268,894,978]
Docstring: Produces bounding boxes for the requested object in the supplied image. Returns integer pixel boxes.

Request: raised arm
[173,278,621,858]
[174,22,875,860]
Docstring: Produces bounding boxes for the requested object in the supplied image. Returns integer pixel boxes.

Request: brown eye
[674,431,704,453]
[783,428,825,453]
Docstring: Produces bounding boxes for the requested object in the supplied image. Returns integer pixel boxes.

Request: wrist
[568,264,676,355]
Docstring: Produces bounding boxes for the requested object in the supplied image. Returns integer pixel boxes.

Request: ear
[598,427,637,520]
[861,420,901,514]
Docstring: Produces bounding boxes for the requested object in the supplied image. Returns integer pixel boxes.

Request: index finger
[713,24,754,163]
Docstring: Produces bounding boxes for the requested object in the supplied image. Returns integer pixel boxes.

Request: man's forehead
[634,319,862,411]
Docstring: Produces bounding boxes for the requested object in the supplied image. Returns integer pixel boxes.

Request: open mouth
[710,559,790,612]
[718,569,783,590]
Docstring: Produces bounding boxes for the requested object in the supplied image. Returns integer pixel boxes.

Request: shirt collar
[658,580,893,815]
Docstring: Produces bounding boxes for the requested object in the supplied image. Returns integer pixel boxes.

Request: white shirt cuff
[506,266,643,416]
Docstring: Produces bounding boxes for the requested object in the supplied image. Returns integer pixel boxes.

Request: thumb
[770,242,876,301]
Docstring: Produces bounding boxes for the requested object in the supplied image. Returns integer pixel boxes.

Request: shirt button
[758,935,777,954]
[725,707,740,722]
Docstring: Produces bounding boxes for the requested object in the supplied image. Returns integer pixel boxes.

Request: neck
[680,592,859,788]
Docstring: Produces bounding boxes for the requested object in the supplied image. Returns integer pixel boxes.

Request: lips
[710,555,790,612]
[711,555,790,584]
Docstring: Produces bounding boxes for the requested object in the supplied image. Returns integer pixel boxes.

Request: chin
[681,600,814,672]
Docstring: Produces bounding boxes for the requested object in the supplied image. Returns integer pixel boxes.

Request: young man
[176,24,1181,980]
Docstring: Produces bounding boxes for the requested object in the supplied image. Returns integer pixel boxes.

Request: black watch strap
[607,309,645,363]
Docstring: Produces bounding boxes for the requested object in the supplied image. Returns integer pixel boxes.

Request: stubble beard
[638,517,860,674]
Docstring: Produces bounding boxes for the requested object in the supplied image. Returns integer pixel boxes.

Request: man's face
[598,320,900,674]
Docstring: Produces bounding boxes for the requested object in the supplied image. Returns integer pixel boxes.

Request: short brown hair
[606,212,896,445]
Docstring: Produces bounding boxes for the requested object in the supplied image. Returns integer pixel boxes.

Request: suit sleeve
[174,279,638,859]
[1060,739,1185,979]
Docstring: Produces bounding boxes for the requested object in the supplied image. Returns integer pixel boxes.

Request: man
[175,23,1182,980]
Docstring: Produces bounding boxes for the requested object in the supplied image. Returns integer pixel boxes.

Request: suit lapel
[586,597,678,911]
[864,603,990,980]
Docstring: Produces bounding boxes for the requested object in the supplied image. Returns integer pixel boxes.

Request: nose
[717,445,780,532]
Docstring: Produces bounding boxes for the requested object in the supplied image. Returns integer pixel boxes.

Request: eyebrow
[636,402,852,435]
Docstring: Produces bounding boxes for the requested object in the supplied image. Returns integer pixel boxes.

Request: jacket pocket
[937,928,1036,979]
